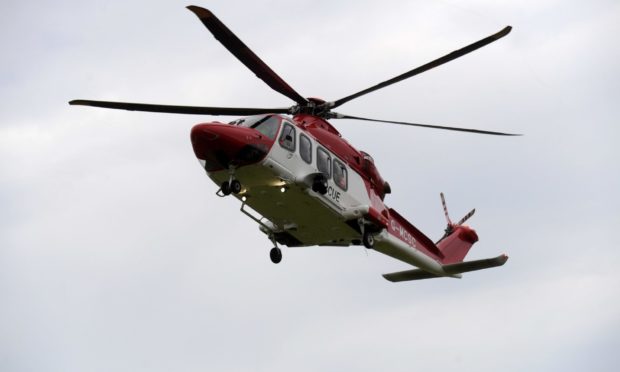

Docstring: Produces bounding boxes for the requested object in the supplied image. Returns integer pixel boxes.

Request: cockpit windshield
[229,115,268,127]
[229,114,281,140]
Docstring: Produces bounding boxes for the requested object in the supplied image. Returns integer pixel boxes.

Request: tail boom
[373,229,449,277]
[373,202,506,282]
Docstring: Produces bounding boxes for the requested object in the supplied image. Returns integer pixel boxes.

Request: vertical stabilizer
[436,193,478,264]
[437,225,478,264]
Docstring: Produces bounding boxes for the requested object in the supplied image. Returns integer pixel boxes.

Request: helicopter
[70,5,517,282]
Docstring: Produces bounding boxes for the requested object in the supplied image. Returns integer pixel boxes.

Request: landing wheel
[230,179,242,194]
[270,247,282,264]
[220,181,231,196]
[362,231,374,249]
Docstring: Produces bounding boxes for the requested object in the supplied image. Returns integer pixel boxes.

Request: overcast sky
[1,1,619,371]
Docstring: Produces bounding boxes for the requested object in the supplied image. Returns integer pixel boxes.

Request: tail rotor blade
[440,192,452,225]
[457,208,476,226]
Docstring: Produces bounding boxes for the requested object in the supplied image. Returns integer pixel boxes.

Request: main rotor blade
[332,113,521,136]
[187,6,308,106]
[330,26,512,109]
[69,100,290,116]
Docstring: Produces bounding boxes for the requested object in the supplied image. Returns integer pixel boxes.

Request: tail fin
[437,225,478,264]
[437,193,478,264]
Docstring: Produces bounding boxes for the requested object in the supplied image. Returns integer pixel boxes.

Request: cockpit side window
[279,123,296,151]
[317,147,331,178]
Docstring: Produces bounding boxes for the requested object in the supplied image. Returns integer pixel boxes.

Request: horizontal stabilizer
[383,254,508,282]
[382,269,448,282]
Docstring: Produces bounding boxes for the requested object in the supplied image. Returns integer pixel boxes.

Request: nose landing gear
[230,179,242,194]
[218,167,242,196]
[220,179,242,195]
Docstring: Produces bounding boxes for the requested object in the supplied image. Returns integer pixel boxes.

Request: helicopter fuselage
[70,5,511,281]
[190,113,480,276]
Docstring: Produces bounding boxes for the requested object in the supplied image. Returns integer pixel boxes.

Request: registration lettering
[390,219,417,248]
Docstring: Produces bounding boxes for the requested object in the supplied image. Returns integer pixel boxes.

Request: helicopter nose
[190,123,269,171]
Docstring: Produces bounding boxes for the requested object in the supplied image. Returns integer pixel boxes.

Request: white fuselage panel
[205,122,372,246]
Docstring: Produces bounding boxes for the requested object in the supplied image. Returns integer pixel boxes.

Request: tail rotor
[438,192,475,242]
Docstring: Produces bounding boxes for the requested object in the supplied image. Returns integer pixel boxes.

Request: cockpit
[229,114,281,140]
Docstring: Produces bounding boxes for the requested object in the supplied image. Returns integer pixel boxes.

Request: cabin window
[299,134,312,164]
[317,147,331,177]
[333,159,348,191]
[279,123,296,151]
[253,116,280,140]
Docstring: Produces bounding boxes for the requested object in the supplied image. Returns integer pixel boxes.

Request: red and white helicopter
[71,6,517,282]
